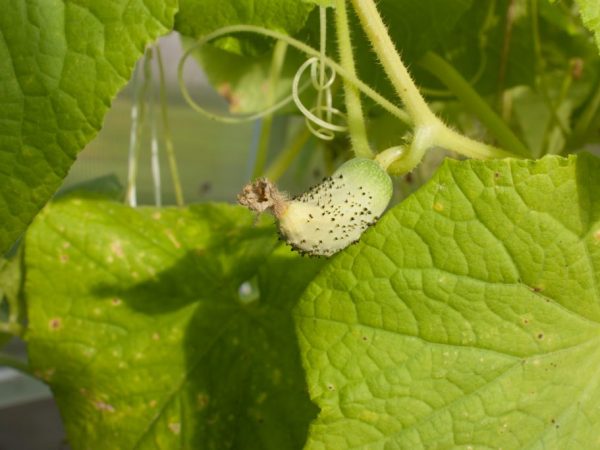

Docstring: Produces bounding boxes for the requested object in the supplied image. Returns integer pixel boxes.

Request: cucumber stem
[350,0,521,166]
[350,0,436,127]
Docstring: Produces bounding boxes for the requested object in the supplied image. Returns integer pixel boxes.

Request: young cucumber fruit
[239,158,393,257]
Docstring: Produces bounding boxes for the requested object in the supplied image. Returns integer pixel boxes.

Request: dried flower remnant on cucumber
[238,158,393,257]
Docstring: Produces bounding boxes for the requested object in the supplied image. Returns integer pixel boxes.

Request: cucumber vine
[179,1,524,183]
[2,0,600,448]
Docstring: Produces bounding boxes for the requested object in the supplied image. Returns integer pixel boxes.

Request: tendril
[292,57,347,141]
[177,25,411,128]
[179,32,309,124]
[290,6,349,141]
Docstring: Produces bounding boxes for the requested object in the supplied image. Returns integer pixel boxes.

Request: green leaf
[296,154,600,448]
[0,0,178,255]
[26,198,324,449]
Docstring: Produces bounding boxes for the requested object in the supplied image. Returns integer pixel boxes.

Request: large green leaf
[26,199,324,449]
[0,0,178,255]
[296,154,600,448]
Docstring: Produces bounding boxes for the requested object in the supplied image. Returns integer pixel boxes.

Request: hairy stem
[335,0,372,158]
[433,126,515,159]
[570,74,600,149]
[252,41,288,179]
[350,0,436,126]
[419,52,529,156]
[349,0,519,165]
[264,126,312,182]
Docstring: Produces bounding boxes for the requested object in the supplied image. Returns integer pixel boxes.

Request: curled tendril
[177,25,411,130]
[179,8,349,144]
[178,30,310,124]
[292,57,347,141]
[297,5,348,141]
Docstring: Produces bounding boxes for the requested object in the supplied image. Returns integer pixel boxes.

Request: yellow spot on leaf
[110,241,124,258]
[93,401,115,413]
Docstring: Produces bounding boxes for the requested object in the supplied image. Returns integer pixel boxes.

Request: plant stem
[148,51,162,207]
[264,126,312,182]
[419,52,530,156]
[350,0,436,126]
[575,75,600,134]
[530,0,569,155]
[252,41,288,179]
[156,46,185,206]
[433,126,515,159]
[497,0,517,118]
[349,0,519,165]
[570,75,600,148]
[0,353,32,376]
[335,0,372,158]
[316,6,328,127]
[126,62,142,206]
